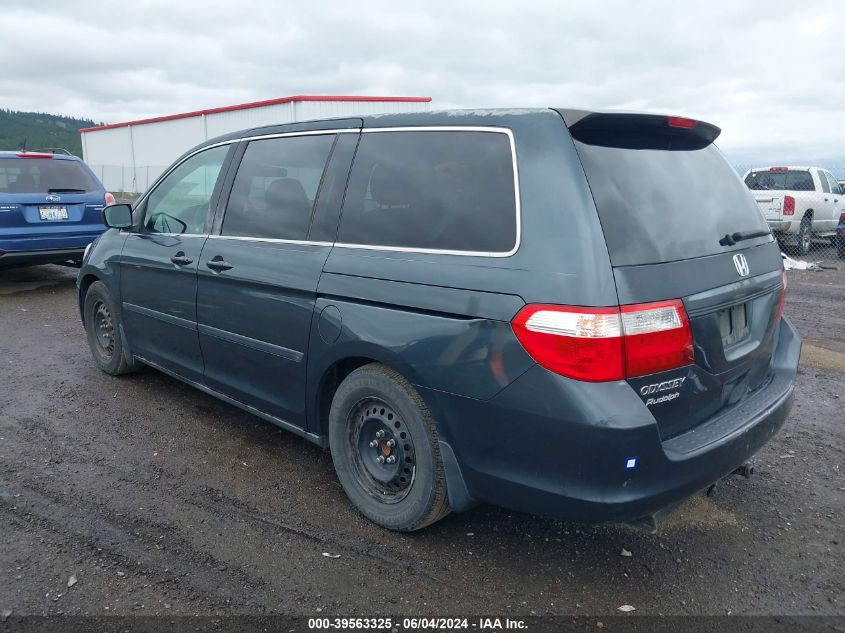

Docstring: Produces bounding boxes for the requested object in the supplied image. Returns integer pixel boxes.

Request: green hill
[0,109,101,157]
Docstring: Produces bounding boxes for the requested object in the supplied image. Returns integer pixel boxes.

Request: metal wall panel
[205,102,296,138]
[82,99,430,193]
[295,100,429,120]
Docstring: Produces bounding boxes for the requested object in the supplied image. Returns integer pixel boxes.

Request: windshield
[574,142,771,267]
[744,170,815,192]
[0,158,99,194]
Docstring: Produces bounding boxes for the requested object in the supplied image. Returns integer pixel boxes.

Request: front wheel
[83,281,132,376]
[329,364,451,531]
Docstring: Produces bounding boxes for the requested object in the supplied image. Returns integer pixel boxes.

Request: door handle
[206,256,233,272]
[170,253,193,266]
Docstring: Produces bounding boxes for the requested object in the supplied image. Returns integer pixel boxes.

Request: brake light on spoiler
[16,152,54,159]
[667,116,697,129]
[512,300,694,382]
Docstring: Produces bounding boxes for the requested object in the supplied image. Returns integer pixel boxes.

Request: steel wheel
[83,281,132,376]
[92,300,115,358]
[348,397,416,503]
[329,363,451,531]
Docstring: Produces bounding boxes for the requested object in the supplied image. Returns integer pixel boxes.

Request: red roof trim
[79,95,432,132]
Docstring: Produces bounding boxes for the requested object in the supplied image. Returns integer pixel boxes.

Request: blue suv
[0,151,112,267]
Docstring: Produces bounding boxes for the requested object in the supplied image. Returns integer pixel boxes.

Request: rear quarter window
[337,130,518,253]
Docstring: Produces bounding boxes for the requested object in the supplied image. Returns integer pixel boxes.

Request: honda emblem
[733,253,750,277]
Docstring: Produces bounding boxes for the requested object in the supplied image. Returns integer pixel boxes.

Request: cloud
[1,0,844,165]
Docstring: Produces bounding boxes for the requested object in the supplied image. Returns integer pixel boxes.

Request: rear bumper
[768,220,794,233]
[0,232,103,266]
[0,247,85,266]
[427,316,801,523]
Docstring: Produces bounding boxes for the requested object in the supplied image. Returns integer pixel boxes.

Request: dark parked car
[0,151,113,267]
[78,110,801,531]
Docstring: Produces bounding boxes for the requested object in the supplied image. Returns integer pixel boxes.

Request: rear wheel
[84,281,132,376]
[837,236,845,260]
[794,217,812,256]
[329,364,451,531]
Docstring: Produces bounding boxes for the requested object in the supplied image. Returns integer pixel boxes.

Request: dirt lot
[0,264,842,618]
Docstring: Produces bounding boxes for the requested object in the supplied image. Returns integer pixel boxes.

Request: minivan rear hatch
[559,110,785,440]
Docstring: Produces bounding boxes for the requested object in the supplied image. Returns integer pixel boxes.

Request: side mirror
[102,204,133,229]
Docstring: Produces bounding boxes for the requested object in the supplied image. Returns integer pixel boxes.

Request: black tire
[837,236,845,260]
[794,216,812,256]
[329,363,451,531]
[83,281,132,376]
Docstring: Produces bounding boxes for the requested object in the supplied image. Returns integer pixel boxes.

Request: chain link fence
[88,163,168,196]
[736,165,844,270]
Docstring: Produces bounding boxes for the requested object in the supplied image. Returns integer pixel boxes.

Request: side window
[222,134,336,241]
[817,170,830,194]
[337,131,517,253]
[823,172,841,195]
[784,171,814,192]
[144,145,230,234]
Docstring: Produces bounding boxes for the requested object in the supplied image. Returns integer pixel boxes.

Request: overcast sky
[1,0,844,166]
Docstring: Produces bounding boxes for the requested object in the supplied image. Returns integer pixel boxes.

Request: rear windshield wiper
[719,229,771,246]
[47,187,87,194]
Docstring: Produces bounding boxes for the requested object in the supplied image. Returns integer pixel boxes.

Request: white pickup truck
[743,166,843,255]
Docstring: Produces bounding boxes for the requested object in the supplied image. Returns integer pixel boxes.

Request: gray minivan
[78,109,801,531]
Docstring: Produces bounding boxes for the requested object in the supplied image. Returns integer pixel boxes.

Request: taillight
[783,195,795,215]
[776,269,787,323]
[511,300,694,382]
[104,192,116,206]
[621,300,694,378]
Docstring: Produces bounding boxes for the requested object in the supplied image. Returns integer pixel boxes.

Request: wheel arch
[310,343,434,440]
[79,270,137,371]
[78,271,103,324]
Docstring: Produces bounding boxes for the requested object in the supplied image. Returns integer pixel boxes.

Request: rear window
[0,158,99,194]
[337,130,517,253]
[575,142,771,267]
[744,170,815,192]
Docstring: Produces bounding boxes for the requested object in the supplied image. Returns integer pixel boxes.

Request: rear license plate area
[719,303,749,347]
[39,206,68,221]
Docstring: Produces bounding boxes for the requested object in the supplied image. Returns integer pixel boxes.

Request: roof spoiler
[556,109,721,151]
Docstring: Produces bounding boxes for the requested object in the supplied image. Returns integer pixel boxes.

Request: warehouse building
[80,95,432,193]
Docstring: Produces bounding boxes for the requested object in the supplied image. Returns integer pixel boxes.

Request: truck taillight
[104,192,116,206]
[783,195,795,215]
[511,300,694,382]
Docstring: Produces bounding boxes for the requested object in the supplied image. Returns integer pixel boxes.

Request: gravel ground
[0,264,842,618]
